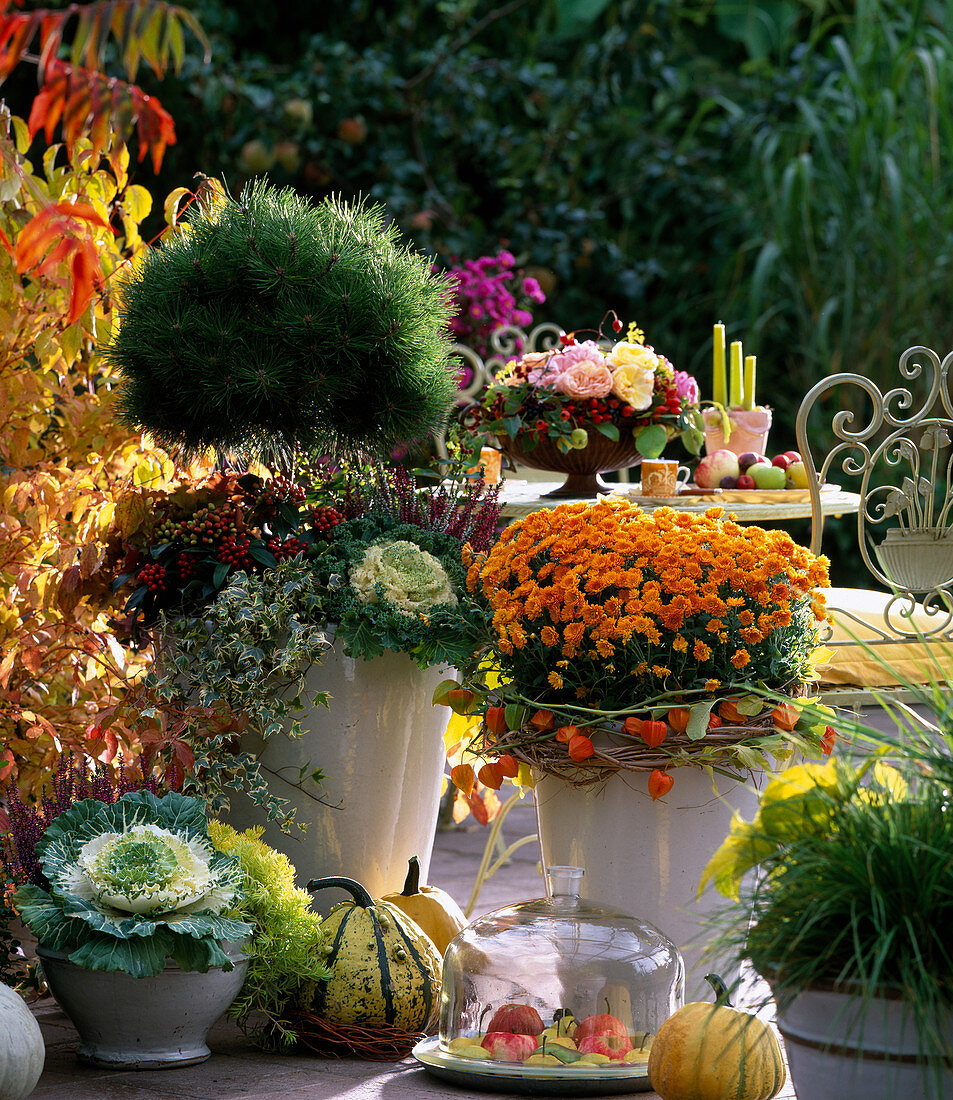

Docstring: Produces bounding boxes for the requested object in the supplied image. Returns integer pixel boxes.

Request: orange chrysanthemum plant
[447,498,832,799]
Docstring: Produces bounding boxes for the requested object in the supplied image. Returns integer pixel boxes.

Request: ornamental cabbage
[14,791,253,977]
[349,539,458,616]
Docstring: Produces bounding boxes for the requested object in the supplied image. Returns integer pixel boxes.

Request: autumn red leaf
[14,200,113,323]
[821,726,837,755]
[648,769,674,801]
[451,762,476,796]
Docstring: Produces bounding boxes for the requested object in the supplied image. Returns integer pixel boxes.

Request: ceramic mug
[641,459,691,497]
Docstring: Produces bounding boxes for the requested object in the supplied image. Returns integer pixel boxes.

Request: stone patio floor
[28,791,797,1099]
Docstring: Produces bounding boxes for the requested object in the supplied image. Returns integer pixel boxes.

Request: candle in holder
[729,341,743,407]
[713,323,727,407]
[743,354,756,412]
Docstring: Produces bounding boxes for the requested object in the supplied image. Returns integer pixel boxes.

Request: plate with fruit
[674,448,837,501]
[413,1006,654,1095]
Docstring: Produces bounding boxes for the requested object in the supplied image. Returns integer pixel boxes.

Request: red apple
[577,1033,633,1060]
[574,1012,629,1043]
[736,473,756,489]
[481,1032,539,1061]
[783,450,802,463]
[485,1004,544,1036]
[694,449,740,489]
[771,454,791,469]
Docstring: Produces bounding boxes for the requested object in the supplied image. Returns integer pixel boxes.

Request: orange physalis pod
[451,763,476,796]
[641,720,668,747]
[648,769,674,801]
[496,754,519,779]
[555,724,580,743]
[567,734,594,762]
[447,687,476,715]
[667,708,690,734]
[622,716,643,737]
[478,761,504,790]
[530,709,556,732]
[821,726,837,755]
[772,703,799,731]
[707,712,723,730]
[718,698,749,725]
[485,705,507,737]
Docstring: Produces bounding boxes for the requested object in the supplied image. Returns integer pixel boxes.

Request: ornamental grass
[454,498,833,793]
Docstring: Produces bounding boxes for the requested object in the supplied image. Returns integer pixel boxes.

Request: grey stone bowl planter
[37,944,249,1069]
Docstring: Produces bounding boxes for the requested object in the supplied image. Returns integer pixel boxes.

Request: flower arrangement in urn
[465,318,702,495]
[445,497,833,799]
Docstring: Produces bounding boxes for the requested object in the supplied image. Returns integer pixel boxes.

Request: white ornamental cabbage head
[350,539,457,616]
[73,823,228,916]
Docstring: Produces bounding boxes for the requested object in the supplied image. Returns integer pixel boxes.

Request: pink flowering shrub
[443,251,546,367]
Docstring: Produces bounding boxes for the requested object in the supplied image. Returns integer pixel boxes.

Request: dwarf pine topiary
[108,181,458,461]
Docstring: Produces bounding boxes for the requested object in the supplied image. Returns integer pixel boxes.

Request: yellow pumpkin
[647,975,785,1100]
[380,856,467,956]
[308,875,443,1031]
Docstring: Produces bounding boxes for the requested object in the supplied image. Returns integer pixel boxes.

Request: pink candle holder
[702,406,772,457]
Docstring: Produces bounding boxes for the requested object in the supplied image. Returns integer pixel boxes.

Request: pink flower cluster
[442,251,546,368]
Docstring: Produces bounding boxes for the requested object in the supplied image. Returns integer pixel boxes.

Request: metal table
[498,479,862,524]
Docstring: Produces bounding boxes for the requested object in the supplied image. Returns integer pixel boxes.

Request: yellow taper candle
[713,323,727,407]
[743,354,756,411]
[729,341,743,407]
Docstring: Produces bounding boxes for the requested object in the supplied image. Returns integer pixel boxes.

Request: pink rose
[525,351,563,387]
[673,370,700,405]
[550,340,607,372]
[555,362,614,399]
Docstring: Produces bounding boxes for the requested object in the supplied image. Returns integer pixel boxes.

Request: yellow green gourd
[308,875,442,1031]
[380,856,467,956]
[647,974,785,1100]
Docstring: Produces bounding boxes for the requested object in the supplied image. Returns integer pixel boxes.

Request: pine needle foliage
[108,181,458,462]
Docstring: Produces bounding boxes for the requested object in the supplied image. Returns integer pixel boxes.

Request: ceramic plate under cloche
[412,1037,653,1096]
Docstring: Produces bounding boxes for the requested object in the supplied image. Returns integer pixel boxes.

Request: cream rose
[554,362,614,400]
[606,340,660,373]
[611,364,655,411]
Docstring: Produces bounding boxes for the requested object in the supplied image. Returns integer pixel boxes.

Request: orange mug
[641,459,690,497]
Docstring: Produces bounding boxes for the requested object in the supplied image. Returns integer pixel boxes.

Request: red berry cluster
[266,535,307,561]
[156,504,238,548]
[267,476,306,504]
[573,396,635,424]
[138,563,167,592]
[216,533,253,568]
[178,553,200,580]
[656,385,682,418]
[310,506,344,535]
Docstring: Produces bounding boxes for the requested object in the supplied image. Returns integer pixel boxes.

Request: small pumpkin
[380,856,467,956]
[0,982,45,1100]
[648,974,785,1100]
[308,875,442,1031]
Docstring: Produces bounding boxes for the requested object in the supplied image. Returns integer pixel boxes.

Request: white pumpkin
[0,983,44,1100]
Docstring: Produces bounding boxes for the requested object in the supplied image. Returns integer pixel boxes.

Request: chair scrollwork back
[795,345,953,648]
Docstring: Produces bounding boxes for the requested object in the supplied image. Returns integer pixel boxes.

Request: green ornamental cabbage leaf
[14,791,253,977]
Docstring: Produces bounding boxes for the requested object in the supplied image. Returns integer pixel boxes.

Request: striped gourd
[308,876,442,1031]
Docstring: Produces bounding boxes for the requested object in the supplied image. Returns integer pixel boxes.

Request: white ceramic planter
[777,986,953,1099]
[227,640,450,910]
[37,944,249,1069]
[873,527,953,591]
[534,766,762,997]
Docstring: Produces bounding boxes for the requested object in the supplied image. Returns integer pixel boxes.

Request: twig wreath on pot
[440,497,833,975]
[95,178,499,897]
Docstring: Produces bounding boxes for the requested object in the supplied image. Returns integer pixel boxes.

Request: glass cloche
[438,866,684,1068]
